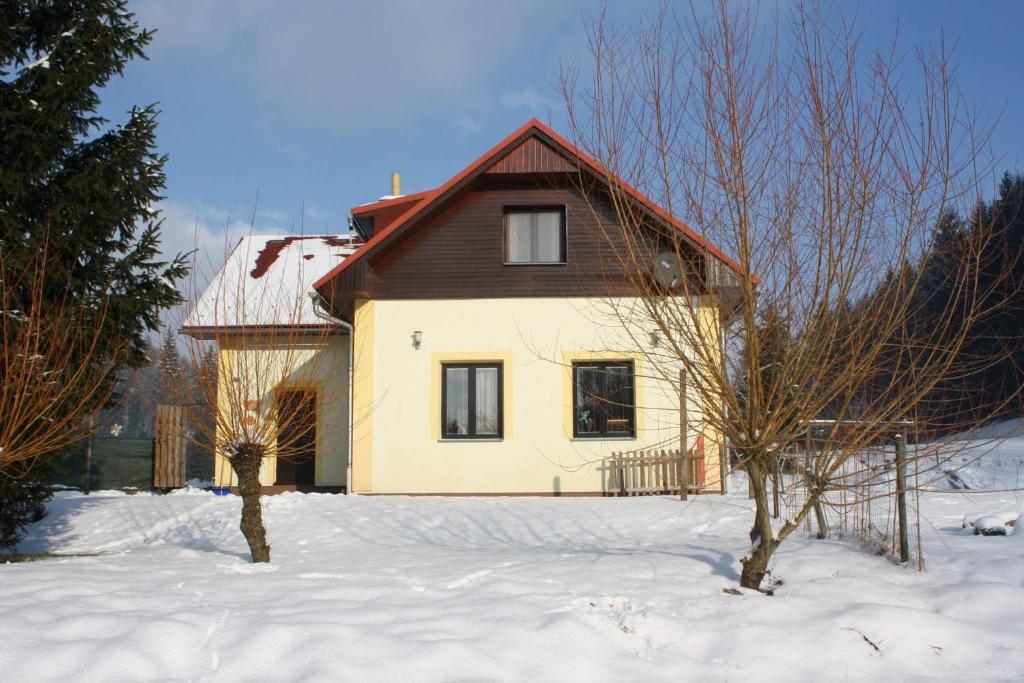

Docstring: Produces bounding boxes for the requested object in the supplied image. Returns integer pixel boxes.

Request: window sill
[438,438,504,443]
[502,262,567,267]
[570,436,637,442]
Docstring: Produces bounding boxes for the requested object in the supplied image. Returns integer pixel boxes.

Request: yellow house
[187,120,746,495]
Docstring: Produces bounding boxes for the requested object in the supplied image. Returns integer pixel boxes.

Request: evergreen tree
[736,303,794,422]
[1,1,187,368]
[850,173,1024,432]
[157,327,183,390]
[971,173,1024,420]
[101,341,161,438]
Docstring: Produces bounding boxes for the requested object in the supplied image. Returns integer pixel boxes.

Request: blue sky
[100,0,1024,263]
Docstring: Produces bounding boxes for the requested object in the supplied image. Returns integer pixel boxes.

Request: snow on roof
[183,235,359,332]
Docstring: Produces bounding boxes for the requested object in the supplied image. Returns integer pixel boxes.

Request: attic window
[504,207,566,264]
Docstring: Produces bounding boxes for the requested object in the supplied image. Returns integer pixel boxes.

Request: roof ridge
[313,118,749,291]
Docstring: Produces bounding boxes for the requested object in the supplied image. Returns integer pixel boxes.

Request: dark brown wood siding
[485,137,578,175]
[324,258,367,321]
[364,179,662,299]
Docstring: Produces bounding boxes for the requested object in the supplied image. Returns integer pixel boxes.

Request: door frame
[273,383,322,486]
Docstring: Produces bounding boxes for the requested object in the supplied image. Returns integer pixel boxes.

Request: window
[573,361,635,438]
[442,363,503,439]
[504,207,566,264]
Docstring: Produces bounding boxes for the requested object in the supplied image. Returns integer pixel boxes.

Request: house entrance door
[275,390,316,486]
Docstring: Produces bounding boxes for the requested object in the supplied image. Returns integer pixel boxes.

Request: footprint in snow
[299,572,346,579]
[216,562,278,575]
[572,596,641,635]
[446,569,492,589]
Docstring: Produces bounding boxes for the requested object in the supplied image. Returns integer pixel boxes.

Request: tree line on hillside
[856,173,1024,434]
[742,172,1024,439]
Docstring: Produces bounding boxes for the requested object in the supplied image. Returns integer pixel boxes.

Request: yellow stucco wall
[354,296,723,494]
[351,299,375,492]
[212,333,350,487]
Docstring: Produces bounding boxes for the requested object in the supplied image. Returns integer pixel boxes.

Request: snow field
[1,425,1023,681]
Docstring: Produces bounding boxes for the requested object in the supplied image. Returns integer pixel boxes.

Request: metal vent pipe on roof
[391,172,401,197]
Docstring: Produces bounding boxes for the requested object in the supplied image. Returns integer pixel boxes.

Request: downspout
[309,290,356,495]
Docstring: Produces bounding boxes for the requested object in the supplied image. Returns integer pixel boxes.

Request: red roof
[352,188,434,215]
[314,118,748,291]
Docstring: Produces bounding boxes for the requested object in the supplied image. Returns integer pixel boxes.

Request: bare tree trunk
[741,460,779,590]
[814,499,829,540]
[231,443,271,563]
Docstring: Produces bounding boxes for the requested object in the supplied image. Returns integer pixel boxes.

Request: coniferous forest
[854,173,1024,433]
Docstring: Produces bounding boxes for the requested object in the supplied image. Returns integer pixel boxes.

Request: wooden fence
[609,449,705,499]
[154,404,187,489]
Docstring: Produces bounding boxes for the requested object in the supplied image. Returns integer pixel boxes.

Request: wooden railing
[609,449,705,499]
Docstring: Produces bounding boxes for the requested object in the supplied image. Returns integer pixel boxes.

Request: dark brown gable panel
[485,137,578,175]
[365,181,656,300]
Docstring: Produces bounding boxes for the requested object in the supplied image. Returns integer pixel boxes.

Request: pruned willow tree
[176,233,351,563]
[562,2,1019,590]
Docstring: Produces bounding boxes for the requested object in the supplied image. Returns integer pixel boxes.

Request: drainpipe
[309,290,355,495]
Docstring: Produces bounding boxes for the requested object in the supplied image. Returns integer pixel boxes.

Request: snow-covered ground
[2,426,1023,681]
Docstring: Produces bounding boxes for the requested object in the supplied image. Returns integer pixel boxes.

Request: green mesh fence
[51,438,154,491]
[49,438,214,491]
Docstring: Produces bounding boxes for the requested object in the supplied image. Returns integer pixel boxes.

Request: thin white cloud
[132,0,578,132]
[500,85,562,113]
[453,115,482,135]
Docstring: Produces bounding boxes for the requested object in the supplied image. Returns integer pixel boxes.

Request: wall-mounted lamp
[649,330,660,347]
[412,330,423,350]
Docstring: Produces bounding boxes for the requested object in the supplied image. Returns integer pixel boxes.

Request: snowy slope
[2,478,1023,682]
[927,418,1024,491]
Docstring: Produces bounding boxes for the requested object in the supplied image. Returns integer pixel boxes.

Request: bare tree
[562,2,1019,590]
[177,233,351,563]
[0,240,120,482]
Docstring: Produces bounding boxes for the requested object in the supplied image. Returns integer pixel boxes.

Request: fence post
[895,433,910,564]
[608,454,613,496]
[666,451,672,493]
[680,449,689,501]
[679,369,688,454]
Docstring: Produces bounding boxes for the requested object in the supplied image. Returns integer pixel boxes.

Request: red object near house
[695,434,707,484]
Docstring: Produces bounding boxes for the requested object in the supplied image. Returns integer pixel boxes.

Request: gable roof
[313,118,748,292]
[182,235,359,337]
